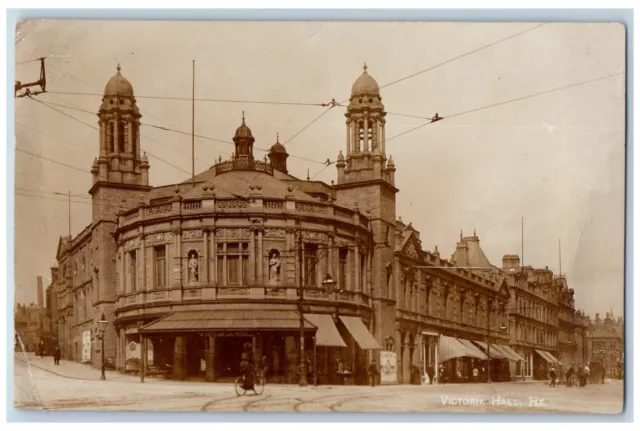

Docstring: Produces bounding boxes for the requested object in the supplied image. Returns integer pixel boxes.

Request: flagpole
[191,59,195,188]
[521,216,524,267]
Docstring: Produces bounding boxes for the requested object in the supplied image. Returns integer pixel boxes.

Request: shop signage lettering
[209,331,254,337]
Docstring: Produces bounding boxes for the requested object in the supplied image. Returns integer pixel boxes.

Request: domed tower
[268,134,289,174]
[334,64,398,349]
[233,112,255,162]
[90,64,150,222]
[339,63,392,185]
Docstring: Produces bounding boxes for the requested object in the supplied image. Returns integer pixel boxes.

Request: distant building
[49,63,590,384]
[15,276,54,354]
[588,312,624,379]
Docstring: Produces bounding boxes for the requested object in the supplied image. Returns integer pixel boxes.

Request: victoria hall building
[50,64,590,385]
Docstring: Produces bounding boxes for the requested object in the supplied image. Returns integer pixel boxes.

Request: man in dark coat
[53,345,60,365]
[427,365,435,385]
[368,359,379,387]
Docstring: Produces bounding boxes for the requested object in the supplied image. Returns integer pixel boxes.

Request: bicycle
[234,373,265,397]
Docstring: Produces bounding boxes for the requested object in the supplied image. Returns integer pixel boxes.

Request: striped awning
[458,339,488,360]
[305,314,347,347]
[544,350,561,364]
[473,341,509,359]
[498,345,526,362]
[535,349,556,364]
[339,316,381,350]
[439,335,485,362]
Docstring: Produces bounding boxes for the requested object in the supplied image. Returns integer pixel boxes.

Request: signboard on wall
[82,331,91,363]
[380,351,397,384]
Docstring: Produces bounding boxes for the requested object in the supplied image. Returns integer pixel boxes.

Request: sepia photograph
[12,19,626,415]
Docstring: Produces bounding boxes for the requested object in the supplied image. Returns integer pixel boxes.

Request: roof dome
[104,64,134,97]
[234,112,253,140]
[351,63,380,97]
[269,134,287,154]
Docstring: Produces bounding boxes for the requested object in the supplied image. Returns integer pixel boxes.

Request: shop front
[534,349,561,380]
[138,309,317,383]
[437,335,486,383]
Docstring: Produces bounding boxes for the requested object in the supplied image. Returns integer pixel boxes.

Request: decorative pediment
[401,232,422,260]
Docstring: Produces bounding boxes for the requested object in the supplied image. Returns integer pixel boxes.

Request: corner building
[54,64,580,384]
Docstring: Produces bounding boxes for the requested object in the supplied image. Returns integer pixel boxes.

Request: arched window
[118,121,127,153]
[108,122,115,152]
[130,123,137,156]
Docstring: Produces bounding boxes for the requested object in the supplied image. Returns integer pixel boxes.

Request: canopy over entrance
[439,336,485,362]
[139,309,316,334]
[305,314,347,347]
[338,316,381,350]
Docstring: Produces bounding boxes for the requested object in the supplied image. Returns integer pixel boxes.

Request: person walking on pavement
[438,364,446,385]
[368,359,379,387]
[53,345,60,365]
[427,365,435,385]
[565,364,574,387]
[549,366,557,387]
[582,363,590,388]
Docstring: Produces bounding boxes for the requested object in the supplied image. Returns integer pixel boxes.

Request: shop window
[339,248,348,292]
[154,246,166,288]
[304,244,318,287]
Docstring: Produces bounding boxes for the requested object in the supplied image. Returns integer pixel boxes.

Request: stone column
[354,242,360,292]
[203,229,210,283]
[353,119,359,153]
[119,246,125,295]
[205,335,215,382]
[250,229,256,284]
[346,120,351,158]
[139,236,146,291]
[100,120,107,157]
[173,336,187,380]
[363,114,369,152]
[381,119,386,158]
[285,336,297,383]
[211,228,217,284]
[257,229,264,284]
[395,327,403,383]
[173,230,182,287]
[402,336,411,384]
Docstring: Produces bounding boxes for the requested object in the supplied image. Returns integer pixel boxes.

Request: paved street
[14,353,623,414]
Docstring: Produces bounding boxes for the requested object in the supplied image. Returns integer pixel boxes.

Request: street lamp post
[97,313,108,381]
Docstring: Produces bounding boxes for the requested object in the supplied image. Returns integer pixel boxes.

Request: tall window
[118,121,127,153]
[339,248,348,292]
[218,242,250,285]
[304,244,318,287]
[154,246,166,289]
[131,123,137,155]
[129,250,137,292]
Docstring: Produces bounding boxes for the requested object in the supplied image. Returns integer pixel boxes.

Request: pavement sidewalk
[14,352,158,383]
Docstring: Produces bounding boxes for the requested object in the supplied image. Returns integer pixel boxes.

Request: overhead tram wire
[31,98,327,165]
[336,22,549,105]
[15,148,92,174]
[45,90,327,108]
[385,71,624,144]
[23,97,254,201]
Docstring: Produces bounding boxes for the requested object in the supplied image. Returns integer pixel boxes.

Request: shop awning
[535,349,556,364]
[498,345,526,362]
[305,314,347,347]
[338,316,382,350]
[439,336,486,362]
[457,339,488,360]
[473,341,509,359]
[140,310,317,334]
[543,350,561,364]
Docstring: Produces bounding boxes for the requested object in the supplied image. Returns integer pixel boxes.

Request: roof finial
[460,229,463,240]
[242,111,245,123]
[363,62,368,73]
[276,132,279,142]
[307,169,310,181]
[474,228,476,237]
[116,63,121,73]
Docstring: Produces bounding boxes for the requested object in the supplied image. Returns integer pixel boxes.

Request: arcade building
[52,64,585,385]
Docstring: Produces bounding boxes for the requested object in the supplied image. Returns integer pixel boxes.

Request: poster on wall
[82,331,91,363]
[380,351,397,384]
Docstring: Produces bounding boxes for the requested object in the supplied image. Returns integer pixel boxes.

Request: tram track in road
[327,388,426,413]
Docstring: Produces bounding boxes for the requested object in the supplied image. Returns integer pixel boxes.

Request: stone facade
[50,64,594,384]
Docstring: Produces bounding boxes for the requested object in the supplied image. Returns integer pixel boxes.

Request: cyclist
[241,359,257,393]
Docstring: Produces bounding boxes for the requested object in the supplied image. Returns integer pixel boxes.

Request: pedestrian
[438,364,446,385]
[472,366,479,383]
[582,363,590,387]
[549,366,557,387]
[53,345,60,365]
[427,365,435,385]
[368,359,379,387]
[565,365,574,387]
[39,340,45,358]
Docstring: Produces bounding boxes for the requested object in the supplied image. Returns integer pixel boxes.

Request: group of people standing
[562,363,591,388]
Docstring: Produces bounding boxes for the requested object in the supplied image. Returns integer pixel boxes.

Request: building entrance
[215,336,252,378]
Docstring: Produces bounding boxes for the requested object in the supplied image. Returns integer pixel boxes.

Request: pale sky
[13,20,626,317]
